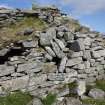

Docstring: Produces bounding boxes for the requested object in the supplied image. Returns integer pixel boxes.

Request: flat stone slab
[0,65,15,76]
[66,57,83,67]
[0,76,29,91]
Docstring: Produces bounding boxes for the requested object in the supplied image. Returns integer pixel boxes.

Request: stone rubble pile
[0,7,105,104]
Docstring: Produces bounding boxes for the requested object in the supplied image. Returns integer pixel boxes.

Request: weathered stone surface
[0,65,15,76]
[47,73,64,81]
[45,46,56,57]
[0,76,29,91]
[71,51,83,58]
[68,39,85,52]
[40,27,56,46]
[54,38,65,50]
[32,98,43,105]
[89,88,105,99]
[51,40,65,58]
[29,74,47,86]
[66,57,82,67]
[84,37,92,46]
[64,31,74,42]
[76,80,86,97]
[0,48,9,56]
[23,28,34,35]
[17,62,42,73]
[59,56,68,73]
[22,40,38,48]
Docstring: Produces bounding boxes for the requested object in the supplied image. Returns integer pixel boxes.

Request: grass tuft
[0,91,33,105]
[41,93,56,105]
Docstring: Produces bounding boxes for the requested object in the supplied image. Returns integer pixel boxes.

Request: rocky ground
[0,6,105,105]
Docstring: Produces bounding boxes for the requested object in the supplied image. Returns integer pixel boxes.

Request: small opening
[0,48,25,64]
[52,57,61,66]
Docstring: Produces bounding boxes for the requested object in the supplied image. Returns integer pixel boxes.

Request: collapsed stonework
[0,7,105,102]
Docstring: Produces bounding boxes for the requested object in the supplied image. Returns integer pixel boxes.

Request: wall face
[0,8,105,97]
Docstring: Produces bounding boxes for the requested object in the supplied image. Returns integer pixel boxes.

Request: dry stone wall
[0,8,105,98]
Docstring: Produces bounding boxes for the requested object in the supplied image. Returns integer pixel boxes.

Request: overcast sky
[0,0,105,33]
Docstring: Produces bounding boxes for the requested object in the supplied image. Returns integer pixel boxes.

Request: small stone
[89,88,105,99]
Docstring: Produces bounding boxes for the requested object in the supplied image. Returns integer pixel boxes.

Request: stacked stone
[0,8,105,98]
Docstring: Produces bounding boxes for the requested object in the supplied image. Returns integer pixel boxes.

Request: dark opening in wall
[52,57,61,66]
[0,48,25,64]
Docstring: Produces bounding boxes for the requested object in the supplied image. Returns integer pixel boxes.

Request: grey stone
[84,37,92,46]
[84,61,90,69]
[23,28,34,35]
[57,88,69,97]
[59,56,68,73]
[71,51,83,58]
[0,76,29,91]
[32,98,43,105]
[17,62,42,73]
[29,74,47,86]
[66,57,82,67]
[45,46,56,57]
[64,31,74,42]
[68,39,85,52]
[0,48,9,56]
[57,31,64,38]
[76,80,86,96]
[51,40,65,58]
[54,38,65,50]
[64,97,82,105]
[89,88,105,99]
[0,65,15,76]
[45,53,53,61]
[40,27,56,46]
[22,40,38,48]
[47,73,64,81]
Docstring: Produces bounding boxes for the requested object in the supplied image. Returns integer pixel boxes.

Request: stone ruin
[0,7,105,99]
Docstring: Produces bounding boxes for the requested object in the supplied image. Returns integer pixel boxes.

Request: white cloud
[61,0,105,16]
[0,4,12,9]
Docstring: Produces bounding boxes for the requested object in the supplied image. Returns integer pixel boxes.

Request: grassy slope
[0,17,47,48]
[0,91,33,105]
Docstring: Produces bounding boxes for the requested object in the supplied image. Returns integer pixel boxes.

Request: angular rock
[64,31,74,42]
[40,27,56,46]
[66,57,82,67]
[47,73,64,81]
[89,88,105,99]
[0,76,29,91]
[0,65,15,76]
[45,46,56,57]
[23,28,34,35]
[0,48,9,56]
[22,40,38,48]
[71,51,83,58]
[68,39,85,52]
[84,37,92,46]
[59,56,68,73]
[17,62,43,73]
[51,40,65,58]
[54,38,65,50]
[76,80,86,96]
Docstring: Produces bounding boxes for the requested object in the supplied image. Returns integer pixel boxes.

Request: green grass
[95,80,105,91]
[41,93,56,105]
[0,91,33,105]
[0,17,48,48]
[82,98,105,105]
